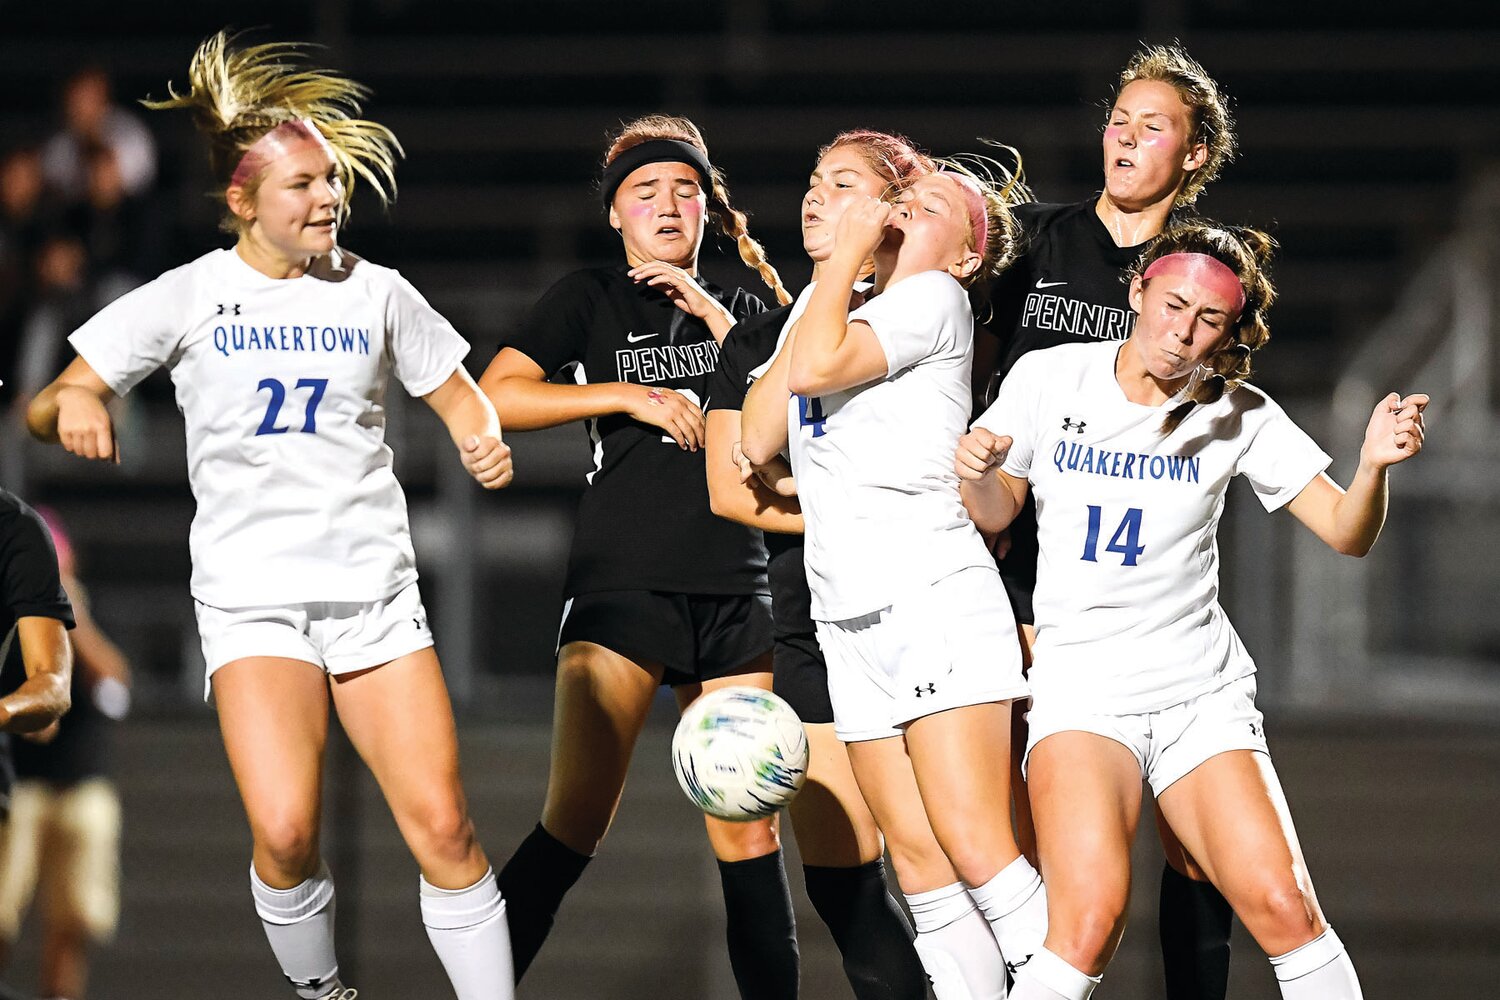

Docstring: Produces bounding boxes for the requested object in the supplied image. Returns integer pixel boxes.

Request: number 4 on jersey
[1082,505,1145,566]
[797,395,827,437]
[256,377,329,436]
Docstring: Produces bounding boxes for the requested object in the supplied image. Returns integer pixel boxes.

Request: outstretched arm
[27,357,119,463]
[1286,392,1429,556]
[423,367,514,490]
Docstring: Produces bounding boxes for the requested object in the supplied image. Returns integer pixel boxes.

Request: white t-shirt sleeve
[68,271,188,396]
[851,271,959,377]
[383,270,471,397]
[974,352,1043,479]
[1235,392,1333,511]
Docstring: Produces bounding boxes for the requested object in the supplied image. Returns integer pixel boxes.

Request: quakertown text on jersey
[1053,441,1202,483]
[212,324,372,358]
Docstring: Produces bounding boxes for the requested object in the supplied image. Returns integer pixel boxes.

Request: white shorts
[1024,673,1269,796]
[194,581,433,699]
[815,566,1028,742]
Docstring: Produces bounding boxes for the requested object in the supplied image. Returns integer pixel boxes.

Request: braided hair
[604,115,790,305]
[1127,220,1277,433]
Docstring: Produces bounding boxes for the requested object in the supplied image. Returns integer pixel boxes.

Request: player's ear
[608,204,622,232]
[1128,274,1145,313]
[226,184,255,225]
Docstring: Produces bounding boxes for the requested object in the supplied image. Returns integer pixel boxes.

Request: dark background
[1,1,1497,997]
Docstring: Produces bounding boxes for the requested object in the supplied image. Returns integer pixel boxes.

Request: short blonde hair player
[26,32,516,1000]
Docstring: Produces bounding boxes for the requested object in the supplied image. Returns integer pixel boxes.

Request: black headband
[600,139,713,210]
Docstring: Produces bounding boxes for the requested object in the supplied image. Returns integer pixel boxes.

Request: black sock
[804,860,926,1000]
[495,822,592,982]
[717,850,800,1000]
[1159,861,1233,1000]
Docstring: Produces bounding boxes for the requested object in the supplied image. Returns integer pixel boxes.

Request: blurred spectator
[41,67,156,203]
[1,148,56,399]
[66,144,162,297]
[0,507,128,1000]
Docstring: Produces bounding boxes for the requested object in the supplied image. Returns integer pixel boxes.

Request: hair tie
[600,139,712,210]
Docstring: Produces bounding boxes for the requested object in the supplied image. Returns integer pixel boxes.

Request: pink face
[239,141,343,260]
[802,145,893,262]
[879,173,979,279]
[1102,79,1204,209]
[1126,266,1240,383]
[608,161,707,267]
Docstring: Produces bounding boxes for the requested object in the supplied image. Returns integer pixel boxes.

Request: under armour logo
[1061,416,1086,433]
[1006,954,1033,977]
[217,303,241,315]
[914,683,936,697]
[1249,721,1262,738]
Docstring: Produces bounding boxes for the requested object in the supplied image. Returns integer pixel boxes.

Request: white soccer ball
[672,686,809,822]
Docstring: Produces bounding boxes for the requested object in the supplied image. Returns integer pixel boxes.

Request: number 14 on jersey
[1081,505,1145,566]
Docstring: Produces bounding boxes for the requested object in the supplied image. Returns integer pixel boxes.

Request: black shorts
[773,632,834,725]
[996,492,1039,626]
[557,590,774,688]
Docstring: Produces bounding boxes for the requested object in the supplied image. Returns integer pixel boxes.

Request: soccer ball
[672,686,809,822]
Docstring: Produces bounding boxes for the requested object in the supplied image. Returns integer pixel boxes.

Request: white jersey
[975,340,1331,713]
[70,247,468,607]
[789,269,992,621]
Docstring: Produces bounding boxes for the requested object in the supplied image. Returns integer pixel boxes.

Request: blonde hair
[1126,220,1277,433]
[1115,44,1236,206]
[933,147,1032,315]
[142,30,401,233]
[604,114,791,305]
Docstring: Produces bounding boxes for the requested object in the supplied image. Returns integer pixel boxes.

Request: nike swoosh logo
[1035,279,1066,289]
[626,332,658,343]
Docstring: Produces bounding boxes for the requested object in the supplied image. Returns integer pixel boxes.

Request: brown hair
[818,129,935,194]
[1127,220,1277,433]
[1114,44,1236,206]
[604,114,790,305]
[142,30,401,234]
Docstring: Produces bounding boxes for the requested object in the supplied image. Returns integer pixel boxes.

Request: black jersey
[705,304,814,636]
[503,266,769,597]
[988,199,1153,386]
[0,489,76,808]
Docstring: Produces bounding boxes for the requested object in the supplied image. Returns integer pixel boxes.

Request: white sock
[1271,928,1363,1000]
[1008,947,1101,1000]
[969,855,1049,978]
[904,882,1008,1000]
[420,867,516,1000]
[249,862,342,1000]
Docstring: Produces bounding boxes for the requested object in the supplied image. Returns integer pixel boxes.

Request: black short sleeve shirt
[988,199,1155,387]
[1,489,76,804]
[501,267,770,597]
[706,305,814,636]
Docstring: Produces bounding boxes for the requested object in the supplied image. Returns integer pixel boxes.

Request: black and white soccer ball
[672,686,809,822]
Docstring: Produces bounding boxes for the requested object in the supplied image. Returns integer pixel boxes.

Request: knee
[253,814,319,878]
[405,796,476,863]
[1240,880,1320,948]
[707,815,781,862]
[1050,897,1128,976]
[884,829,958,891]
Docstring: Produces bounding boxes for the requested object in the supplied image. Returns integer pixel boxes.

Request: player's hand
[624,384,705,451]
[832,197,894,263]
[629,261,737,327]
[461,435,514,489]
[731,440,756,484]
[1361,392,1428,469]
[55,385,119,463]
[20,720,61,745]
[955,427,1012,481]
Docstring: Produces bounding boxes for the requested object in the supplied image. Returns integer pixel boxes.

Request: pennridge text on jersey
[213,325,372,357]
[615,340,719,382]
[1021,293,1136,341]
[1053,441,1202,483]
